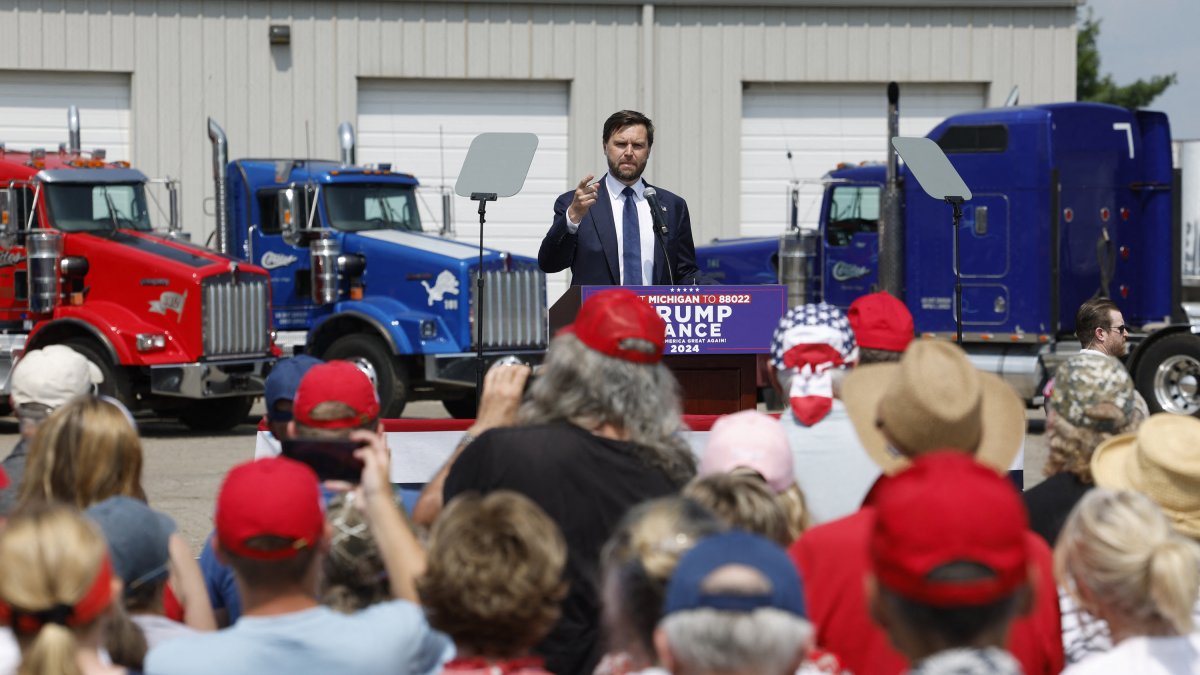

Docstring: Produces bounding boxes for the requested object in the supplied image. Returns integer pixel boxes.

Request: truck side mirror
[279,186,322,247]
[0,189,16,243]
[278,188,301,246]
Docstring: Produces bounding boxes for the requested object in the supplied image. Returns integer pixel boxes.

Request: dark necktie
[621,186,642,285]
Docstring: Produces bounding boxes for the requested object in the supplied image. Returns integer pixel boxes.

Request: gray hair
[519,334,696,486]
[659,607,812,674]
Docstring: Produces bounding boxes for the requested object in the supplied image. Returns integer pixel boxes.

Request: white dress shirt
[567,173,656,285]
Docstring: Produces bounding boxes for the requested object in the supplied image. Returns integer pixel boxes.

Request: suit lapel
[591,179,620,283]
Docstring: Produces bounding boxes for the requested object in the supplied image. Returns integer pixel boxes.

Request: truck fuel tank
[964,346,1045,404]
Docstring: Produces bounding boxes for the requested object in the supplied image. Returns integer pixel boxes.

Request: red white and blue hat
[770,303,858,426]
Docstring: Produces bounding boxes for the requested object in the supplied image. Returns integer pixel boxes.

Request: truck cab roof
[231,158,420,187]
[828,101,1166,187]
[0,148,137,180]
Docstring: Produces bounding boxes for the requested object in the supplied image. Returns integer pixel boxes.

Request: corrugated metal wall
[0,1,1076,243]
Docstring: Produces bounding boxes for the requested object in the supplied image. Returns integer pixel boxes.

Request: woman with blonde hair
[594,496,725,675]
[682,473,793,548]
[17,396,145,509]
[16,396,215,632]
[0,502,130,675]
[698,410,812,542]
[1056,488,1200,673]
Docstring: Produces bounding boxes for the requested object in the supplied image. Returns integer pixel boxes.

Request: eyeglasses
[1107,324,1129,334]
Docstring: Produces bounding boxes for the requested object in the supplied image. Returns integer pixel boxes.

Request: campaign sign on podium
[581,285,787,355]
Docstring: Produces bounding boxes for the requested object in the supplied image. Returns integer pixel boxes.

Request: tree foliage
[1077,8,1176,108]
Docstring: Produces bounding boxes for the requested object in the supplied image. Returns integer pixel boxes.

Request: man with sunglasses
[1075,297,1128,358]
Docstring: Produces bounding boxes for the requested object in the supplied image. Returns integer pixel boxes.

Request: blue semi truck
[698,101,1200,416]
[207,119,548,418]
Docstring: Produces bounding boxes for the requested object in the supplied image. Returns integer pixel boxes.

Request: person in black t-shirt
[415,288,696,675]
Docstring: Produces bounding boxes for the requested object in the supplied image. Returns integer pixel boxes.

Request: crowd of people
[0,286,1197,675]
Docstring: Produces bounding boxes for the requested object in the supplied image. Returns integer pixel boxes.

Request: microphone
[642,186,675,285]
[643,187,669,237]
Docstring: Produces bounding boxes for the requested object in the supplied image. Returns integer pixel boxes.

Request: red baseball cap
[293,360,381,429]
[848,292,914,353]
[215,457,325,561]
[870,452,1030,607]
[560,289,666,364]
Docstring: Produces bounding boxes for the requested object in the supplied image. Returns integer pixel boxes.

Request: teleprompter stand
[454,133,539,403]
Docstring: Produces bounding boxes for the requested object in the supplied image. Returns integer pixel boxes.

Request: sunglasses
[1107,324,1128,334]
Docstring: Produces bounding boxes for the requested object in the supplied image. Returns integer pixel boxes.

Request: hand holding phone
[281,438,366,484]
[349,429,392,503]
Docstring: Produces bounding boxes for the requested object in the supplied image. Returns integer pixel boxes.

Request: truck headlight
[137,333,167,352]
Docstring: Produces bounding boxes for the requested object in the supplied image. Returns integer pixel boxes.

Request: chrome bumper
[424,350,546,386]
[150,358,272,398]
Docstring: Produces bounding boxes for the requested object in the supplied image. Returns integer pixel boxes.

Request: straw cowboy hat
[842,339,1025,475]
[1091,413,1200,539]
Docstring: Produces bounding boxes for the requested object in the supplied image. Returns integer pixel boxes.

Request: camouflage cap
[1049,353,1137,433]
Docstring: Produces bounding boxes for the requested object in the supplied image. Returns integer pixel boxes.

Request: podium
[549,285,787,415]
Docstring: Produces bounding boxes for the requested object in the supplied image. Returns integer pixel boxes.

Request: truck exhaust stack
[338,122,356,166]
[879,82,904,299]
[207,118,231,256]
[67,106,81,156]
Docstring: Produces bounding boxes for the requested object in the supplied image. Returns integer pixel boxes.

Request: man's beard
[608,156,646,183]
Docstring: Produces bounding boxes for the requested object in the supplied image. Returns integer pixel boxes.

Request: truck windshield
[825,184,880,247]
[44,183,154,233]
[324,184,422,233]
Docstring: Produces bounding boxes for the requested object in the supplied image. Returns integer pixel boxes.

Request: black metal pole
[947,196,964,345]
[471,192,498,408]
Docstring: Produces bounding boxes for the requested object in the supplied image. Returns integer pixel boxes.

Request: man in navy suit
[539,110,704,286]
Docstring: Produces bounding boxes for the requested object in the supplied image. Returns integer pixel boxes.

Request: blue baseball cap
[86,496,176,592]
[264,355,323,422]
[663,530,806,617]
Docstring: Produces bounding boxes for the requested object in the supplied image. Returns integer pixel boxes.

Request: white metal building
[0,0,1078,302]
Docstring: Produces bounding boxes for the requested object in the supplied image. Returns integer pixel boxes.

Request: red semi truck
[0,110,274,430]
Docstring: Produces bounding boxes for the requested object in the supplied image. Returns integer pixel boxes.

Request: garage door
[357,80,570,304]
[0,72,131,162]
[741,83,986,237]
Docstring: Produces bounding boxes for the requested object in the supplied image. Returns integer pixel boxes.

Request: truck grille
[203,276,270,356]
[469,268,548,349]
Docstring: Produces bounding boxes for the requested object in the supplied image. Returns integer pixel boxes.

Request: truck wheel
[442,394,478,419]
[178,396,255,432]
[1133,332,1200,417]
[323,334,409,418]
[62,338,133,409]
